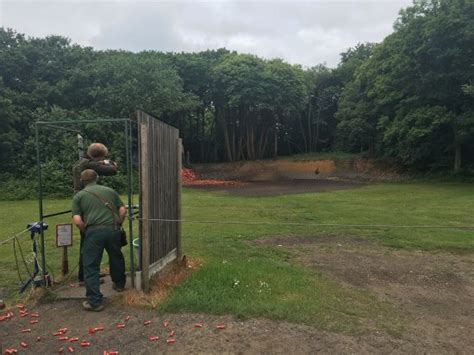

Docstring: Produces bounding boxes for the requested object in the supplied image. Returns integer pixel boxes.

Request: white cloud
[0,0,413,67]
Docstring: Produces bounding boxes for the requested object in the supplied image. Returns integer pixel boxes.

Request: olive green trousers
[82,228,125,307]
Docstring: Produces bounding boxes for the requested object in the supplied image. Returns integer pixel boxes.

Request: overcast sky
[0,0,413,67]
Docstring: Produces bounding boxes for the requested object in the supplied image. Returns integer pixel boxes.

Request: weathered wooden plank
[137,111,181,291]
[139,121,150,292]
[176,138,182,259]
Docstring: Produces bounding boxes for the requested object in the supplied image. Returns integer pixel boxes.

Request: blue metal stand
[19,222,49,293]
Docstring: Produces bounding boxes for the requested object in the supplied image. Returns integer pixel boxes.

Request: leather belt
[86,224,116,231]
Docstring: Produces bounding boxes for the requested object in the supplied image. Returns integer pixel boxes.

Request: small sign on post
[56,224,73,276]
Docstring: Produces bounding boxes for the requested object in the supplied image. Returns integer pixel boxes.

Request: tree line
[0,0,473,197]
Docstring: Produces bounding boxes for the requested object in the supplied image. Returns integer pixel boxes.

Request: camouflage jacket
[72,156,118,193]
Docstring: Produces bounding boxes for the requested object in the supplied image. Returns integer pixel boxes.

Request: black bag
[120,228,128,246]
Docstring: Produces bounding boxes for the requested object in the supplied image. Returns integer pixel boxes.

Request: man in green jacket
[72,169,126,311]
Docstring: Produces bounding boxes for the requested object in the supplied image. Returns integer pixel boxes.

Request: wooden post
[140,123,150,292]
[176,138,183,260]
[61,246,69,276]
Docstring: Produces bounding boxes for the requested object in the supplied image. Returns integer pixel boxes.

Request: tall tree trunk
[200,109,205,162]
[273,124,278,159]
[454,143,462,172]
[231,123,236,161]
[315,106,322,152]
[261,129,271,158]
[251,125,256,160]
[245,125,252,160]
[298,114,308,152]
[218,107,233,161]
[307,101,312,152]
[238,135,245,160]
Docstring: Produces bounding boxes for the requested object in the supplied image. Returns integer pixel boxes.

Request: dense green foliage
[336,0,474,170]
[0,0,473,197]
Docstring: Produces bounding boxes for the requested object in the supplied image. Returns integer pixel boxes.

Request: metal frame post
[34,117,136,290]
[35,123,47,285]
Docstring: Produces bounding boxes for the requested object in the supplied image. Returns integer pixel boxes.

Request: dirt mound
[251,234,474,353]
[182,168,246,187]
[193,158,404,182]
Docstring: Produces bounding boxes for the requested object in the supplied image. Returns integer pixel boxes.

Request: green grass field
[1,182,473,334]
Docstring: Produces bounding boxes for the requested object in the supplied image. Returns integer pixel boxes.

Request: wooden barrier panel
[137,111,181,291]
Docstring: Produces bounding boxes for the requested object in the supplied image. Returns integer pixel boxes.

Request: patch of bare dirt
[189,179,364,197]
[0,301,455,354]
[253,235,474,353]
[193,158,404,183]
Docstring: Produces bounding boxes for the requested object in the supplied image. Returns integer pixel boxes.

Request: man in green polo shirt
[72,169,126,311]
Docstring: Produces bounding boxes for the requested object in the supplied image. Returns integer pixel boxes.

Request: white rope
[0,224,38,246]
[138,218,474,230]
